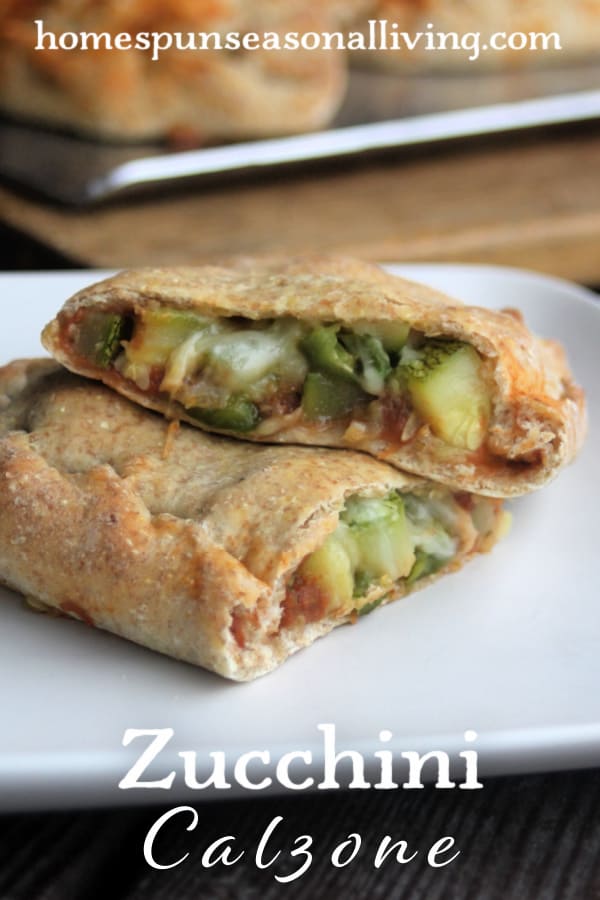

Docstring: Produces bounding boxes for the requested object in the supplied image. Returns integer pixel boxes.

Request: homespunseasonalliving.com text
[34,19,562,62]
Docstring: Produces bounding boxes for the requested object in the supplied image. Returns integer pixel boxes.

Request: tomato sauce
[147,365,167,396]
[281,574,329,630]
[378,394,412,445]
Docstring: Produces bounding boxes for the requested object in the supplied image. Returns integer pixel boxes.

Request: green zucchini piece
[353,570,373,598]
[376,322,411,352]
[356,515,415,581]
[349,321,411,360]
[339,332,391,395]
[342,493,416,581]
[301,372,367,420]
[300,327,356,381]
[406,551,444,585]
[188,397,260,433]
[400,341,490,451]
[77,313,127,369]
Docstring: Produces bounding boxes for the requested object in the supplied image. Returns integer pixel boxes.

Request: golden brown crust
[0,0,349,141]
[0,359,502,680]
[42,257,587,497]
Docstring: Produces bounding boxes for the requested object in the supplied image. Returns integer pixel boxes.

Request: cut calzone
[42,257,586,497]
[0,359,507,681]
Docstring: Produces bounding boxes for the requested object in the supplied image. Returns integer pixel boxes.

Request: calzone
[0,359,507,681]
[0,0,354,142]
[42,257,586,497]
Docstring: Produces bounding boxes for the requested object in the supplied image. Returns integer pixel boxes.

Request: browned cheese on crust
[42,256,587,498]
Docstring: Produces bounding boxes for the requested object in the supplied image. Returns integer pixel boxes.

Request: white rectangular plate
[0,264,598,811]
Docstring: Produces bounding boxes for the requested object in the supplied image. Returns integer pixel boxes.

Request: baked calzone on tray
[0,0,349,142]
[42,257,586,498]
[0,360,507,681]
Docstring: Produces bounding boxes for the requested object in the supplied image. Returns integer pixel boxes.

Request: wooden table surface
[1,768,599,899]
[1,122,600,282]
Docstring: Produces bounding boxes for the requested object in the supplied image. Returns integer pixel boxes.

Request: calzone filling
[232,487,507,646]
[64,307,493,454]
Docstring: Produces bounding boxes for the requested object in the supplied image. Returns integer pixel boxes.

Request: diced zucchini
[300,327,356,381]
[339,333,391,395]
[188,397,260,433]
[352,570,373,598]
[342,493,401,527]
[353,320,410,352]
[401,341,491,451]
[301,325,393,398]
[287,489,464,622]
[301,324,404,396]
[77,312,127,368]
[404,494,457,564]
[342,494,416,581]
[406,551,444,585]
[301,372,367,420]
[125,309,206,367]
[355,514,416,581]
[296,535,354,611]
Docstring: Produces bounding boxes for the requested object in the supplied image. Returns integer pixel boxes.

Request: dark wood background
[1,768,599,899]
[2,122,600,283]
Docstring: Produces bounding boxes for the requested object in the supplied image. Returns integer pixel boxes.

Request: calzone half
[42,257,586,497]
[0,359,507,681]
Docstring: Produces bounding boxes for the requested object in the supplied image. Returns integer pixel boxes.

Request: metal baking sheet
[1,63,600,205]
